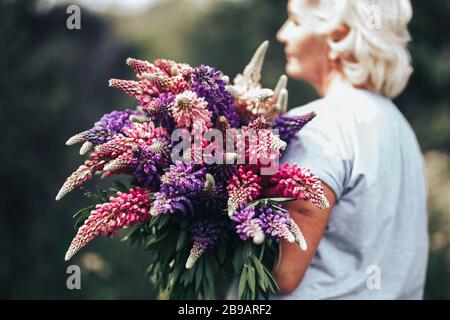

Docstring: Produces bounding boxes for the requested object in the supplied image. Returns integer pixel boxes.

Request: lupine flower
[160,161,206,194]
[109,78,160,109]
[65,109,140,147]
[64,187,152,260]
[85,110,139,144]
[246,129,287,166]
[227,166,262,216]
[150,162,206,216]
[271,163,329,210]
[194,173,227,214]
[126,57,158,76]
[231,206,264,244]
[99,122,169,175]
[130,137,172,189]
[56,153,107,201]
[258,206,295,243]
[207,162,237,187]
[246,115,270,130]
[286,217,307,250]
[143,92,175,132]
[185,219,221,269]
[171,90,212,132]
[150,190,193,216]
[190,65,240,127]
[273,112,316,144]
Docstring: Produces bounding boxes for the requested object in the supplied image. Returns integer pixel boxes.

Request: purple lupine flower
[186,219,221,268]
[130,147,166,189]
[231,206,264,244]
[85,109,140,145]
[144,92,176,132]
[258,206,295,243]
[194,173,227,214]
[190,65,240,128]
[130,136,172,188]
[150,189,194,216]
[206,163,238,187]
[160,161,206,195]
[272,112,316,144]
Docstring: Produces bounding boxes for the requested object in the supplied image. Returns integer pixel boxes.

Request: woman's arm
[273,182,336,295]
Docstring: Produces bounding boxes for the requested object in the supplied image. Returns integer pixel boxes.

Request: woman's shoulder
[287,98,346,135]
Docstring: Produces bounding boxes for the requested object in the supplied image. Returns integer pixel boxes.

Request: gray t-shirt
[270,81,429,299]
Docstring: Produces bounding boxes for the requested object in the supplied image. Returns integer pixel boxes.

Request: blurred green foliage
[1,0,449,299]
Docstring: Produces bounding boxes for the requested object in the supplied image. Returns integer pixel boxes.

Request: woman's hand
[273,181,336,295]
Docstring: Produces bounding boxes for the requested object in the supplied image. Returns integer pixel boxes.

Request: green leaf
[238,265,248,300]
[96,186,108,202]
[247,265,256,295]
[176,229,187,252]
[204,256,214,290]
[72,205,95,219]
[216,241,226,265]
[112,180,129,193]
[266,197,295,203]
[195,257,204,293]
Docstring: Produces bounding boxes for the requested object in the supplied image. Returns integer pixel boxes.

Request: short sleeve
[280,101,351,201]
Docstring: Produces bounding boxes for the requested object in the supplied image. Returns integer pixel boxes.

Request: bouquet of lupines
[56,41,329,299]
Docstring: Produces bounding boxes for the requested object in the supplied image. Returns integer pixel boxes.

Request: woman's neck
[316,72,350,97]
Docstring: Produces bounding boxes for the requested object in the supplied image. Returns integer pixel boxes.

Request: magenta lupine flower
[271,163,330,210]
[246,129,287,166]
[171,90,212,132]
[227,166,262,216]
[246,115,271,130]
[56,153,107,201]
[109,78,160,109]
[273,112,316,144]
[126,57,158,76]
[64,187,152,260]
[190,65,240,128]
[100,122,169,175]
[185,219,221,269]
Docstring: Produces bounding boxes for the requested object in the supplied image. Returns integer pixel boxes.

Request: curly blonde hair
[295,0,413,98]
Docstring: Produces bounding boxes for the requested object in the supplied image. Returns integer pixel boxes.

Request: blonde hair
[295,0,413,98]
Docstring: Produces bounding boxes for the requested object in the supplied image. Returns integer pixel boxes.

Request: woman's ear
[330,24,350,42]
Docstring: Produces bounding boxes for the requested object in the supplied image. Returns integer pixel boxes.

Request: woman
[271,0,428,299]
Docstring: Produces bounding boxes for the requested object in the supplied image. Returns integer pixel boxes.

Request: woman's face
[277,0,330,84]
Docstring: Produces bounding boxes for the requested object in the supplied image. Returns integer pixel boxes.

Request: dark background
[1,0,449,299]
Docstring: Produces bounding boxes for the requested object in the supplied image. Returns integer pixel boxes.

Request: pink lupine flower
[171,90,212,132]
[271,163,330,210]
[109,78,160,109]
[227,166,262,216]
[246,129,286,166]
[126,57,157,76]
[64,187,152,261]
[56,153,107,201]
